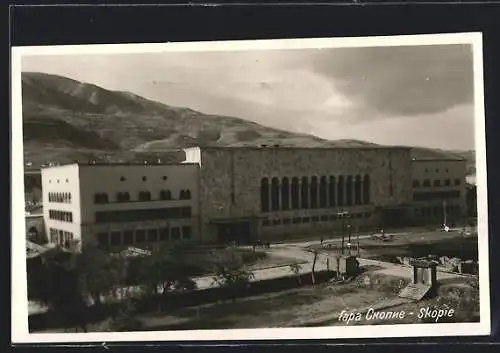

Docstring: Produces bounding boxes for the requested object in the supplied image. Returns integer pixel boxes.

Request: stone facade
[187,147,413,243]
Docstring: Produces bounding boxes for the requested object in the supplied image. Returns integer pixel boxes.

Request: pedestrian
[320,236,324,245]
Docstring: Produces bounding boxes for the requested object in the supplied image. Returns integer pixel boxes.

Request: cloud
[307,103,475,150]
[310,44,474,119]
[20,44,476,150]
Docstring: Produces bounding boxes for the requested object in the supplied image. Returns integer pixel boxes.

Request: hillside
[20,72,472,169]
[21,72,383,167]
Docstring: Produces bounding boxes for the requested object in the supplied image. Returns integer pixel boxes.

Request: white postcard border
[11,32,490,343]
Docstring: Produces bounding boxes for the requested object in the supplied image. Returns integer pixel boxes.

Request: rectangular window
[413,190,461,201]
[283,218,292,225]
[364,212,371,218]
[312,216,320,222]
[272,219,281,226]
[147,229,158,242]
[182,226,192,239]
[434,180,441,187]
[423,179,431,187]
[171,227,181,240]
[444,179,451,186]
[455,179,461,186]
[302,217,310,223]
[123,230,134,245]
[412,180,420,188]
[97,232,108,247]
[135,230,146,243]
[329,214,338,221]
[292,217,301,224]
[159,228,169,241]
[147,229,158,243]
[320,215,329,221]
[110,231,122,246]
[180,207,192,218]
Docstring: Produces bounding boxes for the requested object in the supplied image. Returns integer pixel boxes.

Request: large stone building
[39,146,469,250]
[184,146,415,244]
[41,162,200,251]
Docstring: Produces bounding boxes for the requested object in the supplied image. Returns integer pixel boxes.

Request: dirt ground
[127,271,478,331]
[33,267,479,333]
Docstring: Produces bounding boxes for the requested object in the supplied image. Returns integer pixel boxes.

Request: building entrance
[216,221,252,245]
[382,207,410,228]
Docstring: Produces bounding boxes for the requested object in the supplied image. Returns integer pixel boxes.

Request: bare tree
[212,248,255,303]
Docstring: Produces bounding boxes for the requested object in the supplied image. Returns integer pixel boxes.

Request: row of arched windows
[261,175,371,212]
[94,189,191,204]
[48,192,72,203]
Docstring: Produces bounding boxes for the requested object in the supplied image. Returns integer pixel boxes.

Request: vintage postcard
[11,33,490,343]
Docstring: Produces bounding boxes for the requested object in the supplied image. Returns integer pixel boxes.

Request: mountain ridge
[21,72,471,168]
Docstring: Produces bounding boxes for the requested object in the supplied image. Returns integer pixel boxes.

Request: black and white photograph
[11,33,490,343]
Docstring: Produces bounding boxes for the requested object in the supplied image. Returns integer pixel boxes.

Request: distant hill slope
[21,72,473,169]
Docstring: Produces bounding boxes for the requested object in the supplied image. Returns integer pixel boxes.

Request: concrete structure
[399,259,438,300]
[41,162,200,252]
[184,146,414,244]
[410,156,468,226]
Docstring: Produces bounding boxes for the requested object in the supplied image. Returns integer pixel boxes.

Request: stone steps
[398,283,431,301]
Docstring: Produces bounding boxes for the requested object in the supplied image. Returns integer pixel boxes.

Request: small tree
[135,241,198,311]
[75,246,123,306]
[289,263,303,285]
[211,248,255,303]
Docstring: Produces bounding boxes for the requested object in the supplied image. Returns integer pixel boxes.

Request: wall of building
[196,147,413,242]
[77,163,200,249]
[41,164,81,249]
[410,159,467,225]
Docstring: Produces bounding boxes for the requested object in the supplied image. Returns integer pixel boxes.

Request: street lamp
[337,211,350,255]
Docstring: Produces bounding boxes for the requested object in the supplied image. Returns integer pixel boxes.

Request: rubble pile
[396,255,478,275]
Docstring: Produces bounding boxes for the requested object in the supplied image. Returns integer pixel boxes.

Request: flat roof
[41,162,199,169]
[196,145,412,151]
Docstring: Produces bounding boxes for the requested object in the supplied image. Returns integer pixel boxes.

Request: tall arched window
[138,191,151,201]
[328,176,336,207]
[281,177,290,210]
[117,192,130,202]
[159,189,172,200]
[354,175,362,205]
[310,176,318,208]
[260,178,270,212]
[319,176,327,208]
[346,176,353,206]
[337,175,345,206]
[363,174,371,204]
[271,177,280,211]
[301,177,309,209]
[94,193,109,204]
[179,189,191,200]
[291,177,299,209]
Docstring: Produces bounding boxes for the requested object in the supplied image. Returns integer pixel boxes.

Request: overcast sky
[22,44,476,150]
